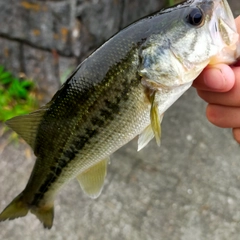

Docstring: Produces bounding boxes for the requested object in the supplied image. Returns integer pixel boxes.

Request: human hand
[193,16,240,144]
[193,64,240,143]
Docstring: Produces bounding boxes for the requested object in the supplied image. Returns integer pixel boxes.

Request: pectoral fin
[138,124,154,151]
[150,92,163,146]
[77,157,109,199]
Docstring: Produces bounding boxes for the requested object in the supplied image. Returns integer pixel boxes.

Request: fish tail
[0,193,28,222]
[0,193,54,229]
[30,204,54,229]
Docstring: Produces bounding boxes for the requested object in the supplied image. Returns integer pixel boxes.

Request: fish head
[208,0,240,64]
[139,0,240,88]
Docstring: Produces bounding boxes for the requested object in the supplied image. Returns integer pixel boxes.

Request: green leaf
[21,80,34,88]
[0,77,12,85]
[0,71,12,80]
[0,66,4,76]
[0,65,39,126]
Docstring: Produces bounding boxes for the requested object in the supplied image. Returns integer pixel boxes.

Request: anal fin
[77,157,109,199]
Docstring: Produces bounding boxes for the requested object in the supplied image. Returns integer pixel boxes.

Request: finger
[235,16,240,33]
[206,104,240,128]
[197,68,240,106]
[193,64,235,92]
[234,16,240,66]
[233,128,240,144]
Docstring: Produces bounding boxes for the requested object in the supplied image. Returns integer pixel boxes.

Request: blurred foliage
[167,0,182,6]
[0,66,38,123]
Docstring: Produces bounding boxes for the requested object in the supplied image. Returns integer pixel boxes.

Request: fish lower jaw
[142,77,193,92]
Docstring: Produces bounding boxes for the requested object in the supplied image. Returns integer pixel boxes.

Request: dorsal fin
[76,157,109,199]
[5,106,48,150]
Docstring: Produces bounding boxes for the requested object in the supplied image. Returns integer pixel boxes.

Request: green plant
[167,0,182,6]
[0,66,38,123]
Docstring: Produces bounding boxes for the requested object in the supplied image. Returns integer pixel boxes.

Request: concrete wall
[0,0,164,102]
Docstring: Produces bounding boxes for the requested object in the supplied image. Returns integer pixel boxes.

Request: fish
[0,0,239,229]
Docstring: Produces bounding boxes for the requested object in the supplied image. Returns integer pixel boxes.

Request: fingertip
[193,64,235,92]
[205,104,224,127]
[232,128,240,144]
[206,104,217,125]
[203,64,235,92]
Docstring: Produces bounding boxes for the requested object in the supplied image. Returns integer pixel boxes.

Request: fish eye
[186,8,204,26]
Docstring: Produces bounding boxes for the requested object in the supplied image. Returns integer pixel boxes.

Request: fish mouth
[209,0,240,64]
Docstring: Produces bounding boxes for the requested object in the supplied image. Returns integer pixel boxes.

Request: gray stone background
[0,0,165,102]
[0,0,240,239]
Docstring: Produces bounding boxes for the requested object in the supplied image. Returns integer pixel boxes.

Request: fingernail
[203,67,226,90]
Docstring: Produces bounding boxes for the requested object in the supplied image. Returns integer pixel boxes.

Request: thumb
[193,64,235,92]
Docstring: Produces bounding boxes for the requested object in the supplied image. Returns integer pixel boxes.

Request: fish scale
[0,0,239,229]
[28,47,149,205]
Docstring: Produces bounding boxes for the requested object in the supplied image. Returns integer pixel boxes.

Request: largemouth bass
[0,0,239,229]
